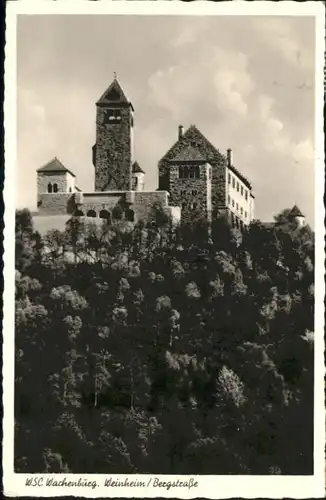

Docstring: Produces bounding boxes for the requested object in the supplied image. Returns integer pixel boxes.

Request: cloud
[212,50,255,117]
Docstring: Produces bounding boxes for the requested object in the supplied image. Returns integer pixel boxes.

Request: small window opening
[87,210,97,218]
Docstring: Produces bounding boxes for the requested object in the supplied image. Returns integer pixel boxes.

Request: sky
[17,14,316,225]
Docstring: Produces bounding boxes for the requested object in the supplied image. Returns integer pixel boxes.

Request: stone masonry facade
[169,163,212,224]
[36,77,253,228]
[93,104,133,192]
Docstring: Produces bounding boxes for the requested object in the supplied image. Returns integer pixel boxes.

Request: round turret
[288,204,306,227]
[132,161,145,191]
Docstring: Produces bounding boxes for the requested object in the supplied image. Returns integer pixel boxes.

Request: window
[125,209,135,222]
[240,207,243,215]
[69,187,72,193]
[53,183,58,193]
[190,202,197,210]
[245,211,247,218]
[245,190,248,200]
[228,173,231,184]
[47,183,53,193]
[228,195,231,205]
[99,210,111,221]
[189,166,200,179]
[179,165,200,179]
[87,210,97,218]
[192,190,198,196]
[179,166,188,179]
[236,203,239,211]
[232,177,235,188]
[236,182,239,192]
[181,202,187,210]
[74,210,84,217]
[232,199,235,208]
[241,186,243,196]
[104,109,122,123]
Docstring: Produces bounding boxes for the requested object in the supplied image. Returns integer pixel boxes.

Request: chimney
[227,148,233,166]
[178,125,184,140]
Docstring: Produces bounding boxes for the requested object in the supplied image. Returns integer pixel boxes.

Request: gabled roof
[37,157,76,178]
[96,77,134,109]
[288,204,305,218]
[160,124,252,189]
[170,145,207,163]
[132,161,145,174]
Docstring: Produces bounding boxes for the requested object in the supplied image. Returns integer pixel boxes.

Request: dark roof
[37,157,76,178]
[288,204,305,218]
[132,161,145,174]
[170,145,207,163]
[161,124,252,189]
[96,77,134,110]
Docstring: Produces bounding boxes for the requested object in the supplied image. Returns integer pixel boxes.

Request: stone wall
[133,191,169,222]
[37,188,177,225]
[66,173,76,193]
[80,192,125,215]
[94,105,133,191]
[38,193,75,215]
[165,206,182,225]
[37,173,69,194]
[158,126,227,217]
[168,164,211,223]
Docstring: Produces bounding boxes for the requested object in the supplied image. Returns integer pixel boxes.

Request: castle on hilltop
[36,76,255,229]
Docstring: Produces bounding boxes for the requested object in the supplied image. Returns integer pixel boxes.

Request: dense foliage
[15,207,314,474]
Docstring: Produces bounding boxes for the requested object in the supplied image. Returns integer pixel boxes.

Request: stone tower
[288,204,306,228]
[93,76,134,191]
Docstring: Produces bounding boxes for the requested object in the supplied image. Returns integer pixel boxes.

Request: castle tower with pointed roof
[288,204,306,227]
[92,76,134,191]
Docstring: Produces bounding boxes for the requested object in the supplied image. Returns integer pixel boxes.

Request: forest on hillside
[15,206,314,474]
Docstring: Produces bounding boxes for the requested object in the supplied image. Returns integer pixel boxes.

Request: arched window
[69,187,72,192]
[74,210,84,217]
[125,209,135,222]
[99,209,111,221]
[53,183,58,193]
[87,209,97,218]
[47,183,53,193]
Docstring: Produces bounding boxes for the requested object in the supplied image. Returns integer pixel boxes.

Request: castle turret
[37,157,76,194]
[288,204,306,227]
[132,161,145,191]
[93,75,134,192]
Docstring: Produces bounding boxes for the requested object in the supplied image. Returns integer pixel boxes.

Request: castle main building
[36,77,254,228]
